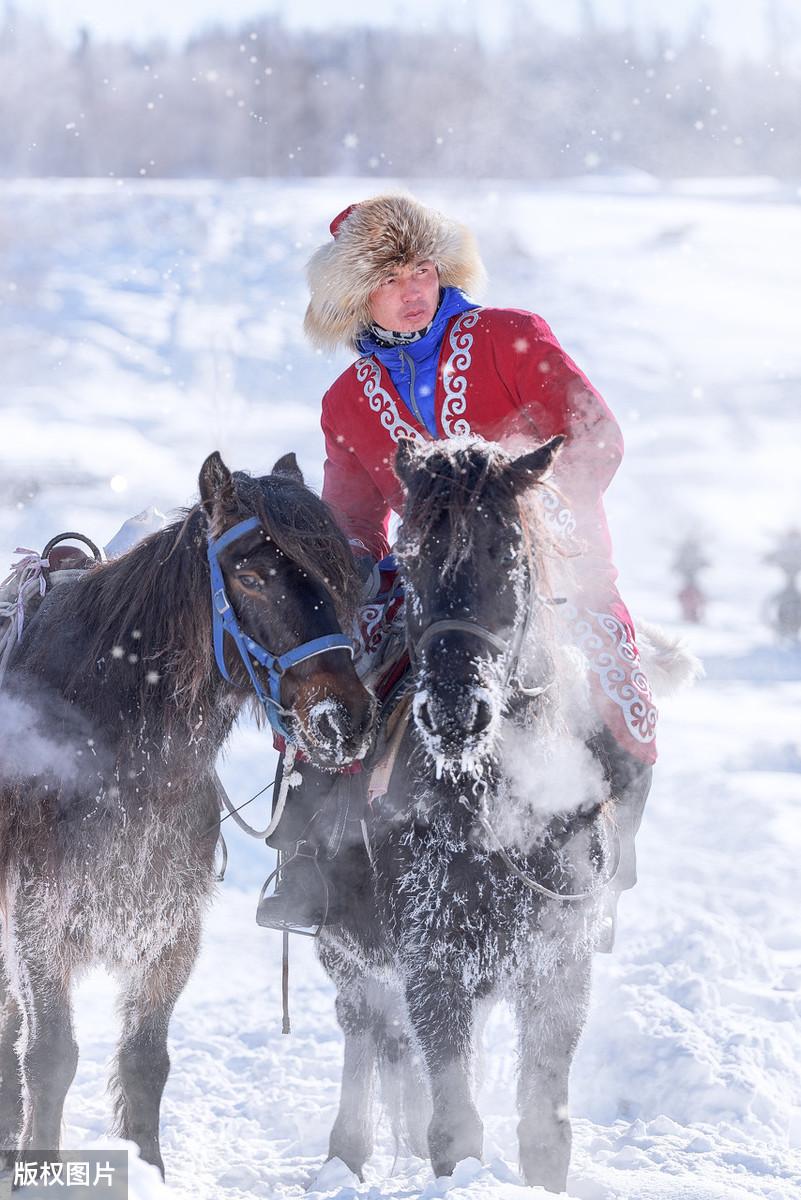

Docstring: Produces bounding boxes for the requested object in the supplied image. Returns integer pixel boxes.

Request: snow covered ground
[1,177,800,1199]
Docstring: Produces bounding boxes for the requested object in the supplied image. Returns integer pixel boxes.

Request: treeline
[0,9,798,178]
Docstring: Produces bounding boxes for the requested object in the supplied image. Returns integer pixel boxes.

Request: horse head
[395,434,564,776]
[199,452,376,769]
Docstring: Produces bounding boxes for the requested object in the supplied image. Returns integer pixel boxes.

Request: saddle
[0,533,102,683]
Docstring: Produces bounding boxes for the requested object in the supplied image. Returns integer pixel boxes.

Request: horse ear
[394,436,421,487]
[508,435,565,494]
[272,452,304,485]
[198,452,236,516]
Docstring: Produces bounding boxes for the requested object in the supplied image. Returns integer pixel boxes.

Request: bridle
[411,605,561,701]
[207,515,354,740]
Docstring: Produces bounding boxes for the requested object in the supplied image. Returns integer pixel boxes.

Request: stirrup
[256,843,329,938]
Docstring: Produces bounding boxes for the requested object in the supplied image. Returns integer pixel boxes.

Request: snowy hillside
[1,177,800,1199]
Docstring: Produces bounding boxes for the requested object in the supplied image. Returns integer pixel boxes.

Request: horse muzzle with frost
[201,451,375,770]
[395,434,564,777]
[412,636,503,770]
[284,663,375,769]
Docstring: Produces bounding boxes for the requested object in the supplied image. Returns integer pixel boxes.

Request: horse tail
[374,1022,404,1157]
[372,994,430,1161]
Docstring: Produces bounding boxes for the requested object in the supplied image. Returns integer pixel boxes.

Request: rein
[207,515,354,740]
[475,802,620,901]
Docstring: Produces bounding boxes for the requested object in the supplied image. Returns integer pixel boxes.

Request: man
[257,193,656,938]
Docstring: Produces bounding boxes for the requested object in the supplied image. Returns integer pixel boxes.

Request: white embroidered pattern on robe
[562,603,657,743]
[357,358,424,443]
[353,589,406,682]
[440,310,480,437]
[540,488,577,541]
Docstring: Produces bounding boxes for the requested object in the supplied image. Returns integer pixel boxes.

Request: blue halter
[207,515,354,740]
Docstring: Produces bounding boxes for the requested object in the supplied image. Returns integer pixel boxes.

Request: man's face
[367,260,440,333]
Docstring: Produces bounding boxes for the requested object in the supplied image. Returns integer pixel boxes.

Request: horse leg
[110,921,201,1177]
[326,968,377,1178]
[514,951,592,1193]
[13,957,78,1155]
[405,978,482,1178]
[0,957,23,1159]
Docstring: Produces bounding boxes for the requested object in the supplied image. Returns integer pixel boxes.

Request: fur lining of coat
[304,193,487,352]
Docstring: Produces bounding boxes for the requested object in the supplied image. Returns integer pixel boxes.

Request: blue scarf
[356,287,478,436]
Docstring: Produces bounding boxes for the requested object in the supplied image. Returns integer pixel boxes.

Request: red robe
[321,306,657,764]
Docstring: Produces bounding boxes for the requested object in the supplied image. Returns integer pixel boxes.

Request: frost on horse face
[318,434,608,1194]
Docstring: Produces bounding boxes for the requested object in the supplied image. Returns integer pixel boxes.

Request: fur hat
[303,194,486,352]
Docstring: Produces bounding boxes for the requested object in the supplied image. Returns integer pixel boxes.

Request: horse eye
[236,572,263,589]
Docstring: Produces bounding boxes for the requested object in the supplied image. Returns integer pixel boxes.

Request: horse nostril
[471,699,493,735]
[315,711,340,744]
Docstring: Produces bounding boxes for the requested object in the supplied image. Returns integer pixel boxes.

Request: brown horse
[0,452,374,1174]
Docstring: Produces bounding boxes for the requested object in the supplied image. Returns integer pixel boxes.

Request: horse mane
[396,438,558,579]
[224,471,361,620]
[74,507,213,718]
[68,470,360,725]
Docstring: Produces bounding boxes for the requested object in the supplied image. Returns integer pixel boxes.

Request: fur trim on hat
[304,194,486,352]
